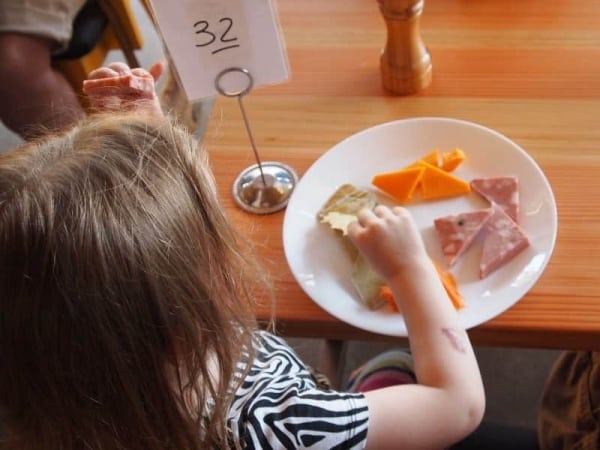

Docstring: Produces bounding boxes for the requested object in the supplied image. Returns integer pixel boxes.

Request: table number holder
[215,67,298,215]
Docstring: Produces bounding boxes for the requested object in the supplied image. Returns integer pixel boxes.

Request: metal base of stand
[232,161,298,214]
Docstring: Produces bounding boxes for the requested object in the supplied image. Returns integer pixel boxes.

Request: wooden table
[203,0,600,351]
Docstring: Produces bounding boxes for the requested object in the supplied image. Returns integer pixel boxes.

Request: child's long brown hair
[0,113,264,449]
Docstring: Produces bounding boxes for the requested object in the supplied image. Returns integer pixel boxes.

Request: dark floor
[0,1,562,435]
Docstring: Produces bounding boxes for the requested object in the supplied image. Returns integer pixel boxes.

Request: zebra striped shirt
[227,331,369,449]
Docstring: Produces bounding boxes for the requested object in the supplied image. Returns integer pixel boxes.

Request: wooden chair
[52,0,146,106]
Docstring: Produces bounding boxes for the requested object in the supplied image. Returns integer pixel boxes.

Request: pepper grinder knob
[378,0,432,95]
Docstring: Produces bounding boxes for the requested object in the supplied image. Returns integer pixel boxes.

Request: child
[0,62,485,449]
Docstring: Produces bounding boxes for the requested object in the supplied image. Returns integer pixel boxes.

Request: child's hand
[83,61,166,116]
[347,205,429,283]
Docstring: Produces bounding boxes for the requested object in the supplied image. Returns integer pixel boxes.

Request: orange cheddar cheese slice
[371,166,425,203]
[403,149,441,170]
[422,150,441,167]
[440,148,466,172]
[433,260,465,309]
[417,161,471,200]
[379,260,464,312]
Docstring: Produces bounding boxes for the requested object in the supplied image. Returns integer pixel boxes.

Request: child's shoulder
[249,330,309,375]
[229,330,369,449]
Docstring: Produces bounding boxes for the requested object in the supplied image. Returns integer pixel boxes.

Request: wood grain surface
[203,0,600,350]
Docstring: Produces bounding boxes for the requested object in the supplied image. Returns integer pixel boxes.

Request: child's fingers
[348,208,374,239]
[347,219,360,236]
[372,204,390,218]
[391,206,409,217]
[355,208,376,226]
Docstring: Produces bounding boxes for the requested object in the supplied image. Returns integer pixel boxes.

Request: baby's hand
[83,61,166,116]
[347,205,429,282]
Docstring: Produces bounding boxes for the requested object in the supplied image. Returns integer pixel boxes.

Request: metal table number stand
[215,67,298,214]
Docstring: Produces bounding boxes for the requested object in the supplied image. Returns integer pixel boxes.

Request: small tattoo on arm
[441,327,467,353]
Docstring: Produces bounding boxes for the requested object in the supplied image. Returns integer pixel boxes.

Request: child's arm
[83,61,166,116]
[347,205,485,450]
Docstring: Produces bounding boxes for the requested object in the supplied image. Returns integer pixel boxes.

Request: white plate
[282,117,558,337]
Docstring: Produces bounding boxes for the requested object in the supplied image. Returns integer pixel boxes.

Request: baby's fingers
[83,64,155,99]
[86,66,120,80]
[107,61,132,75]
[147,60,168,81]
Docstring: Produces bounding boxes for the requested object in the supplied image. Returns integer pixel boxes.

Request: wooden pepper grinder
[378,0,432,95]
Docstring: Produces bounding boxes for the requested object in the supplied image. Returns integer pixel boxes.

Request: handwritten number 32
[194,18,240,54]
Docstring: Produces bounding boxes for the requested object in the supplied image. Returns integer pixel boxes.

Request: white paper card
[147,0,290,100]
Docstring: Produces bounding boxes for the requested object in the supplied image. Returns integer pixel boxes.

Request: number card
[147,0,290,100]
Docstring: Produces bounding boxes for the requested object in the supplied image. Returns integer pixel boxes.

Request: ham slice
[434,208,493,267]
[480,204,530,278]
[471,176,519,223]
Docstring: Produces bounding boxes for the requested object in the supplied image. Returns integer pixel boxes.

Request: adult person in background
[0,0,85,139]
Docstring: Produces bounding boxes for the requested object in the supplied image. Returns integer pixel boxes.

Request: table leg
[318,339,347,389]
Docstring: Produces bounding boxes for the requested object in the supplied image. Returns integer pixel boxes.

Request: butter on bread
[318,184,377,235]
